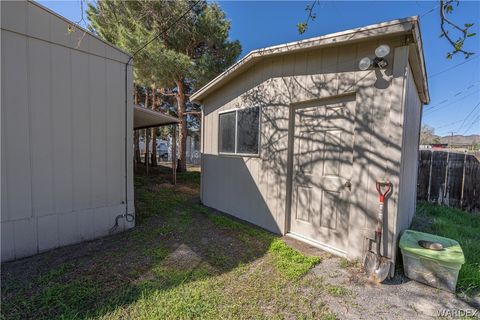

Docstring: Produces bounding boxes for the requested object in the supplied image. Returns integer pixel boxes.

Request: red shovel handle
[376,181,392,203]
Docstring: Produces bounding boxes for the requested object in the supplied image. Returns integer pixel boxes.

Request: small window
[237,107,259,154]
[218,107,260,155]
[219,111,236,153]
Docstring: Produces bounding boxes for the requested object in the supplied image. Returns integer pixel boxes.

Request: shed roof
[134,106,180,130]
[191,17,429,104]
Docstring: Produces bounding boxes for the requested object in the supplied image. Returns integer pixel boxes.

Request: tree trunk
[175,79,187,172]
[150,84,158,167]
[134,86,141,164]
[144,87,150,166]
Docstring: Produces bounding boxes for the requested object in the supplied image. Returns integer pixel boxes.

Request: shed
[191,17,429,269]
[0,1,178,262]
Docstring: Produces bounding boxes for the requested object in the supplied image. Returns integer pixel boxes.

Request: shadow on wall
[203,39,406,259]
[202,154,283,233]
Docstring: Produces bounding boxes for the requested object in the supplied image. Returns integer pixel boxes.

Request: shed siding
[396,64,422,234]
[201,36,411,260]
[1,1,134,262]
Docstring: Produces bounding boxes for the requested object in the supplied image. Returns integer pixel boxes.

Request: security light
[375,44,390,58]
[358,57,372,71]
[358,44,390,70]
[373,57,388,69]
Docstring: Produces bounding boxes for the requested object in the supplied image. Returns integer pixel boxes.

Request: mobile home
[0,1,179,262]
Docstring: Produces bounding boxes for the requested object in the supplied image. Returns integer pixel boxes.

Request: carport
[134,105,180,183]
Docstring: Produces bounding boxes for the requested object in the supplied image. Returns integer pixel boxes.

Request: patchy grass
[196,204,274,244]
[1,167,330,320]
[338,258,350,269]
[176,171,201,185]
[412,202,480,295]
[325,284,352,297]
[269,239,322,279]
[143,245,169,261]
[135,187,187,222]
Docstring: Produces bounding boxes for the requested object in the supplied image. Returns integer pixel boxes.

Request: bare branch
[440,0,475,59]
[297,0,320,34]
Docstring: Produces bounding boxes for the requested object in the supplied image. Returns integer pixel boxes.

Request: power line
[434,119,464,129]
[420,4,440,17]
[428,102,480,130]
[462,115,480,135]
[457,102,480,132]
[424,82,479,110]
[428,56,479,79]
[424,89,480,115]
[129,0,202,60]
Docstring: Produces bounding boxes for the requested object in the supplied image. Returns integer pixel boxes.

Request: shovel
[364,180,392,283]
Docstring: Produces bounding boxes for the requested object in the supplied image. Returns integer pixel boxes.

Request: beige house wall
[201,34,422,261]
[1,1,134,262]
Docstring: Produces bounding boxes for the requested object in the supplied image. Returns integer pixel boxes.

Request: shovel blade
[364,251,392,283]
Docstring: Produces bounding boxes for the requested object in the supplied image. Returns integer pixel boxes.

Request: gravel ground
[284,236,479,319]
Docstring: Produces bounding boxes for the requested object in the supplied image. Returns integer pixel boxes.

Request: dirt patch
[285,236,477,319]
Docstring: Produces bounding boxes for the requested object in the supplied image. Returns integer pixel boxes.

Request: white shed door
[290,98,355,253]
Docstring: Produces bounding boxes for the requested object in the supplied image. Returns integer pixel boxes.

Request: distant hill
[438,134,480,145]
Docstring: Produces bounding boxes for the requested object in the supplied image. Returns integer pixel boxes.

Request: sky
[39,0,480,137]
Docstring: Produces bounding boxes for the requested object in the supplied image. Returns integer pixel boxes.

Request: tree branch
[297,0,320,34]
[440,0,475,59]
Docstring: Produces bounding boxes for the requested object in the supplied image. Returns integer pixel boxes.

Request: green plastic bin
[399,230,465,292]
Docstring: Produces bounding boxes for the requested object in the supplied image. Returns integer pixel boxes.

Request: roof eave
[30,0,132,61]
[410,17,430,104]
[191,17,429,104]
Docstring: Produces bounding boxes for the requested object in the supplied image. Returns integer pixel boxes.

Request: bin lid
[399,230,465,265]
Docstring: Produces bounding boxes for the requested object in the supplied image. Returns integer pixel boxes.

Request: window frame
[217,106,261,157]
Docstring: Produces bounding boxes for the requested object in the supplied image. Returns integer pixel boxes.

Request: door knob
[345,180,352,191]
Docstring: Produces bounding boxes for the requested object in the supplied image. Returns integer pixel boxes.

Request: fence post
[460,152,467,208]
[427,150,433,202]
[443,151,450,203]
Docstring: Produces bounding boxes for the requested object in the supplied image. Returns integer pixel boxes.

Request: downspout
[109,0,201,233]
[110,56,135,232]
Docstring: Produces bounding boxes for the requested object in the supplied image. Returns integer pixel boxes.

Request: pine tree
[88,0,241,172]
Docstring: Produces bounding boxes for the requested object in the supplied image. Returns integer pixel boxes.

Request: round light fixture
[358,57,372,71]
[375,44,390,58]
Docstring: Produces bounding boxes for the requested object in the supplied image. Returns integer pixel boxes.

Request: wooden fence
[417,150,480,212]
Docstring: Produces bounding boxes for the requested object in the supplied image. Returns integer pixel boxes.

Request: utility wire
[434,119,464,129]
[420,4,440,17]
[424,81,479,110]
[425,90,480,115]
[129,0,201,59]
[456,102,480,132]
[428,56,479,79]
[462,115,480,135]
[428,103,480,130]
[424,89,480,115]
